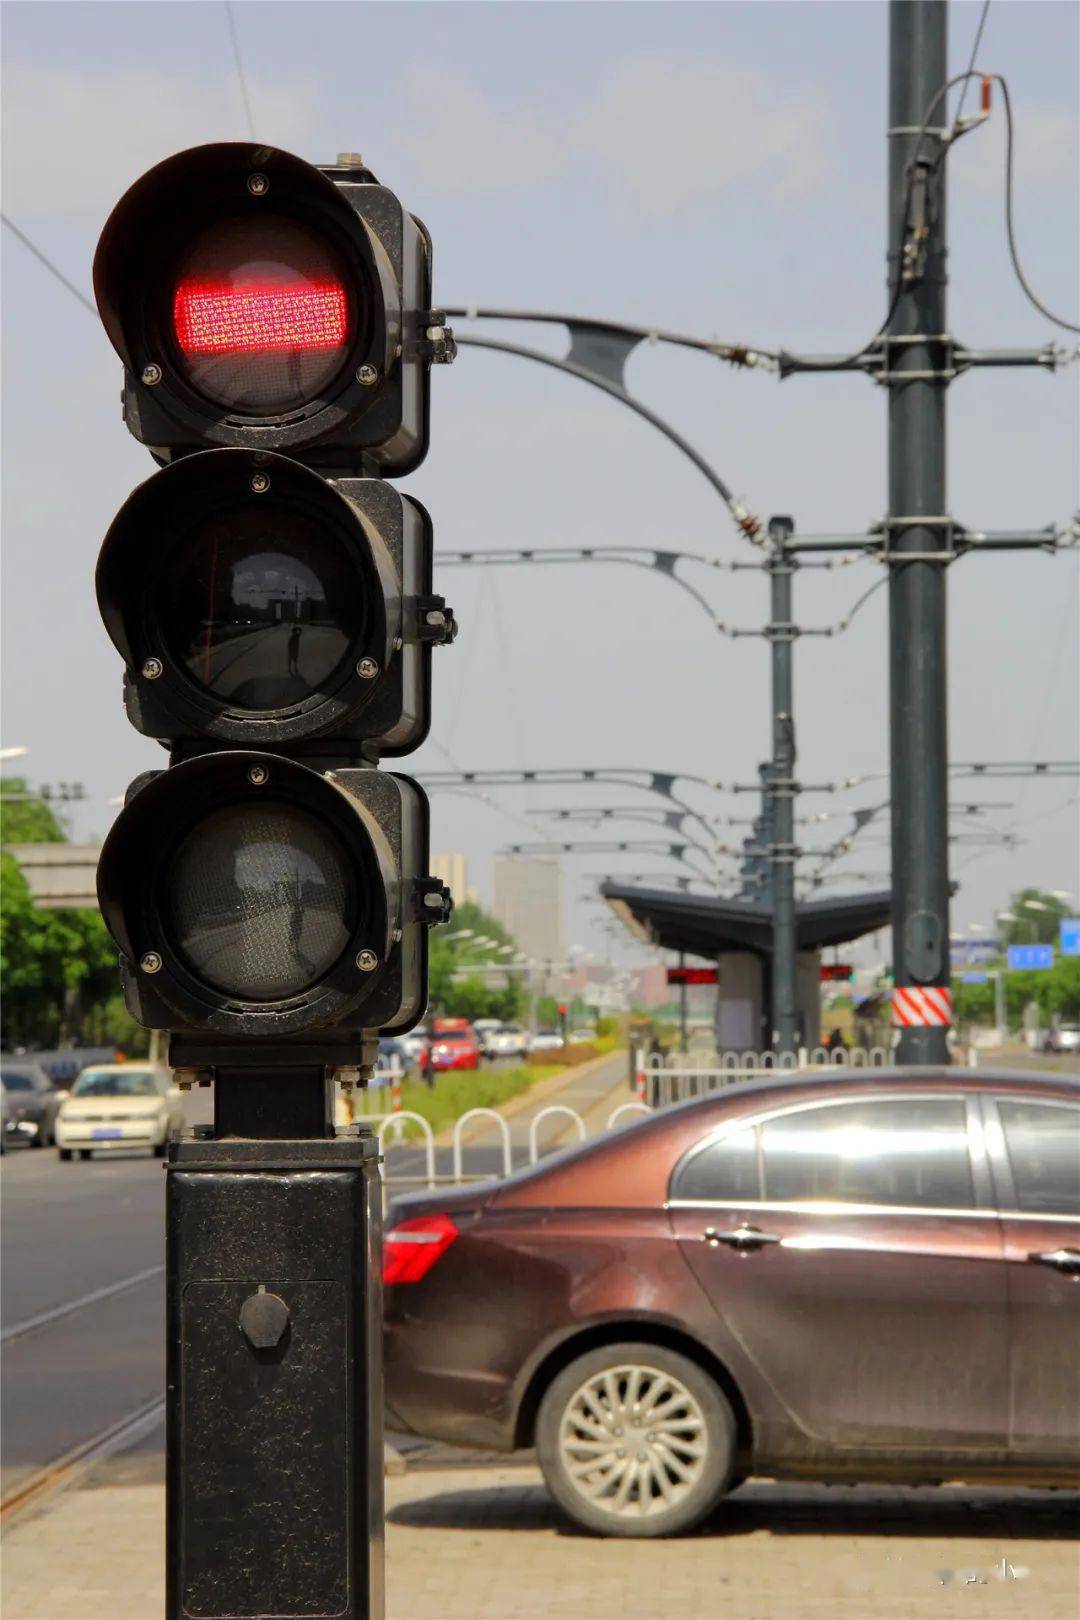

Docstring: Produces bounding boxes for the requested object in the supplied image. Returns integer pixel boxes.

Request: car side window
[760,1097,975,1209]
[997,1101,1080,1215]
[672,1126,761,1202]
[1,1073,35,1092]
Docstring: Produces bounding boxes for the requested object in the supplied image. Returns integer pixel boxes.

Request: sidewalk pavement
[3,1456,1077,1620]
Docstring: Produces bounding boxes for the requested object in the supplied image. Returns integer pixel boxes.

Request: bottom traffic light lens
[164,802,353,1001]
[164,501,370,711]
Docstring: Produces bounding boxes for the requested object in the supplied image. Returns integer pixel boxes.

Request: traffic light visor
[94,143,387,434]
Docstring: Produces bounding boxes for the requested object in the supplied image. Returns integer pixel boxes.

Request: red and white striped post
[891,985,953,1034]
[391,1074,403,1114]
[635,1069,647,1106]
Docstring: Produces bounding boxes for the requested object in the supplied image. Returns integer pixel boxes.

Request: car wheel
[536,1341,736,1538]
[78,1150,92,1161]
[31,1131,45,1148]
[153,1141,168,1158]
[58,1148,73,1161]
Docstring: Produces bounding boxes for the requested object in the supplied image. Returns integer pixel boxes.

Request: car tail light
[383,1213,458,1284]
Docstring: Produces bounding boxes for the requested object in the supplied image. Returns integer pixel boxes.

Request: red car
[383,1067,1080,1537]
[426,1022,480,1072]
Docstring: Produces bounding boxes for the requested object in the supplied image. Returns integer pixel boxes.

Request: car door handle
[1030,1248,1080,1275]
[704,1225,782,1251]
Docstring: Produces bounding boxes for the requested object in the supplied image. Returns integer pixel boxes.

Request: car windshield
[1,1072,37,1092]
[436,1031,471,1044]
[499,1026,522,1035]
[72,1070,160,1098]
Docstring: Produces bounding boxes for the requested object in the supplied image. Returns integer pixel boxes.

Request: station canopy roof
[600,881,892,959]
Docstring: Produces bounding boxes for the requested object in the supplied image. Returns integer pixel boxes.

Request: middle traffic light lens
[163,502,370,712]
[172,217,352,415]
[165,802,354,1000]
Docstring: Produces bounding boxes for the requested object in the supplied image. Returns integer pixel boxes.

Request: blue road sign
[960,972,989,985]
[1060,918,1080,958]
[1006,944,1054,972]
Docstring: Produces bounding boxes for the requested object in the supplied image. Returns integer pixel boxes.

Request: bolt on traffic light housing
[94,142,454,475]
[96,448,454,758]
[97,751,451,1067]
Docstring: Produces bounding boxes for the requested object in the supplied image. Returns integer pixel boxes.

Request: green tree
[1,778,144,1052]
[998,889,1072,947]
[426,900,526,1023]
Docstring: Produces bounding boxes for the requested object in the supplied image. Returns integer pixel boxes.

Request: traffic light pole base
[165,1130,384,1620]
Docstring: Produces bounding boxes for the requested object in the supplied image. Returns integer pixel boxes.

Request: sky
[2,0,1078,971]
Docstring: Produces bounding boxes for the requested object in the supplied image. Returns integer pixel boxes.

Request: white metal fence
[359,1098,652,1211]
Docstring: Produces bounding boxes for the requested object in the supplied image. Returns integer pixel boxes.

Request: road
[0,1054,629,1507]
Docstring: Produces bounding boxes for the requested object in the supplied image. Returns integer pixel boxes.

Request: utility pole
[677,951,689,1052]
[767,516,799,1058]
[887,0,952,1064]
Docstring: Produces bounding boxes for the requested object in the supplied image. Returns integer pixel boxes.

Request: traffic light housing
[96,449,454,758]
[98,753,448,1067]
[94,143,454,475]
[94,144,455,1078]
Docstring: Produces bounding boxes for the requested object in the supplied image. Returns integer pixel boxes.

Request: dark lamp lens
[161,502,371,712]
[165,802,353,1001]
[171,217,353,415]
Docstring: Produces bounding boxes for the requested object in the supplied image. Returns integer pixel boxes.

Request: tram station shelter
[601,881,892,1052]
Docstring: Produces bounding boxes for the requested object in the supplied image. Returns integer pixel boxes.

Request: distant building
[430,852,468,908]
[493,857,563,965]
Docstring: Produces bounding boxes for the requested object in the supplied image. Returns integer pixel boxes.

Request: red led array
[173,279,348,355]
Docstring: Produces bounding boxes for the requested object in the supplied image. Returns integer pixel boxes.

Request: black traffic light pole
[167,1076,384,1620]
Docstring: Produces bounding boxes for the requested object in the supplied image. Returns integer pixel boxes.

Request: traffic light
[92,144,456,1620]
[94,143,455,1078]
[94,143,453,472]
[96,449,452,756]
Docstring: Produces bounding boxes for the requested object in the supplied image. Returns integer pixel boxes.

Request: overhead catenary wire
[992,73,1080,335]
[950,0,992,137]
[0,215,96,315]
[224,1,257,141]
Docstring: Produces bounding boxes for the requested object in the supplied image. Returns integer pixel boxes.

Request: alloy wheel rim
[558,1362,707,1519]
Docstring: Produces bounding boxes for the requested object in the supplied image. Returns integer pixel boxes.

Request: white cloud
[951,105,1079,194]
[397,54,830,216]
[573,55,830,217]
[2,62,320,221]
[398,66,566,193]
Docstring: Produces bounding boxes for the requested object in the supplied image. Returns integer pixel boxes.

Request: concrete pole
[768,517,799,1058]
[887,0,952,1064]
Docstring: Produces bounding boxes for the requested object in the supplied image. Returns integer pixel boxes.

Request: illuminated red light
[173,279,348,355]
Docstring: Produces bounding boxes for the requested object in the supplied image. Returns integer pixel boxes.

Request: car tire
[153,1141,168,1158]
[58,1148,73,1161]
[31,1130,45,1149]
[78,1150,92,1161]
[536,1341,736,1539]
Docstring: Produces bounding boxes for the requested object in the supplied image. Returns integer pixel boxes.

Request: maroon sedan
[383,1068,1080,1537]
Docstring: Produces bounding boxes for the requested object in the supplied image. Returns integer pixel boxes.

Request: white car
[399,1029,431,1067]
[56,1063,183,1159]
[529,1029,565,1054]
[486,1023,529,1059]
[471,1018,504,1057]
